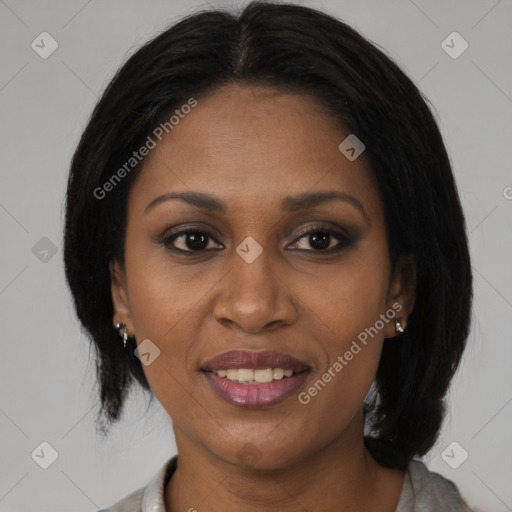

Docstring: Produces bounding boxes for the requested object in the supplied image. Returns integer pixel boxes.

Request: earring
[395,319,405,333]
[115,322,129,348]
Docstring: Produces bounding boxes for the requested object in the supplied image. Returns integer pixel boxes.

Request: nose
[212,250,298,334]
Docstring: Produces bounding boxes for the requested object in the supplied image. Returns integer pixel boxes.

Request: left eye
[289,229,349,252]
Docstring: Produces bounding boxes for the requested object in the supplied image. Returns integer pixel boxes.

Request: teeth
[226,369,238,380]
[239,368,256,382]
[273,368,284,380]
[214,368,298,383]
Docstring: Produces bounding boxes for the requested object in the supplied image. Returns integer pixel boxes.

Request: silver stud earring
[115,322,129,348]
[395,319,405,333]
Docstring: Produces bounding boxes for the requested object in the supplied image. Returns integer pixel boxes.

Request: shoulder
[97,486,145,512]
[97,456,178,512]
[396,459,474,512]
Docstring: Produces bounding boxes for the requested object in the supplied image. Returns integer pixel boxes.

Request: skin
[110,83,416,512]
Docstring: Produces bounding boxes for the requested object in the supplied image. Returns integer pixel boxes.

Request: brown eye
[163,229,223,252]
[289,228,351,253]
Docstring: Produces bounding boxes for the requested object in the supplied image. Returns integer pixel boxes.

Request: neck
[165,412,405,512]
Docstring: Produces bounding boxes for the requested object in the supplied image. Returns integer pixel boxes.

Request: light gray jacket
[98,456,475,512]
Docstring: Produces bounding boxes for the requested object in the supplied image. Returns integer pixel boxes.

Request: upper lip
[201,350,311,372]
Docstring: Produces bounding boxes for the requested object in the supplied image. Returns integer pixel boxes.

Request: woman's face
[111,83,414,469]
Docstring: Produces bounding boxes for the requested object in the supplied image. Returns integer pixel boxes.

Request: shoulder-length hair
[63,0,472,466]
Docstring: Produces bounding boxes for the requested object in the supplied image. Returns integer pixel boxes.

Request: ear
[383,254,416,339]
[110,259,134,334]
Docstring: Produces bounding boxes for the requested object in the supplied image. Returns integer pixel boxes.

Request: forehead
[129,84,381,218]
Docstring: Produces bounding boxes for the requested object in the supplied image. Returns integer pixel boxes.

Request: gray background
[0,0,511,511]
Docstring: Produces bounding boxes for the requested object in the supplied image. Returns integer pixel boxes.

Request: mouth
[200,350,311,408]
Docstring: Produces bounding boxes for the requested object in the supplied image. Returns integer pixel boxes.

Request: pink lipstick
[201,350,310,408]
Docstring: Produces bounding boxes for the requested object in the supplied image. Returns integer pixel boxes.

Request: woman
[63,1,475,510]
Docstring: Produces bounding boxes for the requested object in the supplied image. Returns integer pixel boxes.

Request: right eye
[161,229,224,253]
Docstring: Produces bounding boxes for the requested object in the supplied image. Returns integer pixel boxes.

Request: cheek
[295,236,390,412]
[299,235,391,340]
[121,236,206,406]
[123,228,202,336]
[124,262,202,423]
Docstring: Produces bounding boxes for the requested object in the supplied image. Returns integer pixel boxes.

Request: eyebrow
[144,190,370,224]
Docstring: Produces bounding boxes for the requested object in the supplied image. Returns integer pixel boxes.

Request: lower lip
[202,371,310,408]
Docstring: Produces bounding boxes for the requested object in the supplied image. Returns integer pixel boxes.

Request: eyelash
[160,225,352,255]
